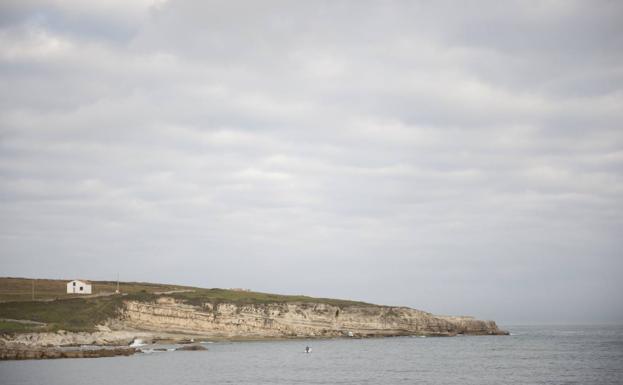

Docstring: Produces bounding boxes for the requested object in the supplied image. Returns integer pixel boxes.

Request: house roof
[68,279,91,285]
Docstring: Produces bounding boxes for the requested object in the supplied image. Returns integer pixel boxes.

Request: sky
[0,0,622,325]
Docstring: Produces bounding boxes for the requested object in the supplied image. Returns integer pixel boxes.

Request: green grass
[0,296,124,332]
[0,277,187,302]
[0,277,376,333]
[0,292,162,332]
[0,320,43,333]
[170,288,373,308]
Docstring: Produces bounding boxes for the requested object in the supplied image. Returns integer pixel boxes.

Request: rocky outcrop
[120,299,507,338]
[435,315,504,335]
[175,344,207,351]
[1,346,137,360]
[0,329,209,360]
[0,330,147,347]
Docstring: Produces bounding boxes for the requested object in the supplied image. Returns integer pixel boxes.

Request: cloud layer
[1,0,622,323]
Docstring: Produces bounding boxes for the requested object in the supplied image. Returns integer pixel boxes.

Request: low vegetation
[170,288,373,308]
[0,296,123,332]
[0,320,44,333]
[0,277,374,333]
[0,277,186,302]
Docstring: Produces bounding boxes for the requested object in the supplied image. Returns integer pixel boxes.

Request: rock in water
[175,344,207,351]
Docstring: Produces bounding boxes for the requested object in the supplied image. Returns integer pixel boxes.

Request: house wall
[66,280,92,294]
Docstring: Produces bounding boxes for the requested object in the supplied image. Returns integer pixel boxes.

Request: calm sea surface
[1,325,622,385]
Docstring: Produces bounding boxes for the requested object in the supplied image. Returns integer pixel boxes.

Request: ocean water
[1,325,622,385]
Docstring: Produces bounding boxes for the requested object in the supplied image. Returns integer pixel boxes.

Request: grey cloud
[1,0,622,324]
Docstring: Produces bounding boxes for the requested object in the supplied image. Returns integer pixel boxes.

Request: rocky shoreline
[1,345,138,360]
[0,342,210,360]
[0,331,214,361]
[1,298,508,360]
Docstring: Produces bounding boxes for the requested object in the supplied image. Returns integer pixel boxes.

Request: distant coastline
[0,277,507,360]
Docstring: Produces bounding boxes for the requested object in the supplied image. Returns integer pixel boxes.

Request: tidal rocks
[175,344,207,351]
[0,330,146,347]
[1,346,137,360]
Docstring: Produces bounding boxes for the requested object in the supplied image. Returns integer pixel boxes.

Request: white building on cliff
[66,280,92,294]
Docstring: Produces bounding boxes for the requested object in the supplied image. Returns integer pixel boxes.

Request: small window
[73,282,76,286]
[80,286,83,291]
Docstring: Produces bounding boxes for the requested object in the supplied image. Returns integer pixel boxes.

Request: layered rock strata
[120,298,507,338]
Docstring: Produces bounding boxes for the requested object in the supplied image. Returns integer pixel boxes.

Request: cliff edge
[118,297,508,338]
[0,278,508,353]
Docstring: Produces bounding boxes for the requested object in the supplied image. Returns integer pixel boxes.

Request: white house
[66,280,92,294]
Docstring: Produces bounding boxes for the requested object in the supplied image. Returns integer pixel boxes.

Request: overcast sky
[1,0,622,324]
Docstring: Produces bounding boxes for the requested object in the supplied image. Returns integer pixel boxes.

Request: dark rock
[1,346,138,360]
[175,344,207,351]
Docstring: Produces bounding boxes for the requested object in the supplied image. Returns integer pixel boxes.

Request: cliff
[0,278,508,357]
[119,297,507,338]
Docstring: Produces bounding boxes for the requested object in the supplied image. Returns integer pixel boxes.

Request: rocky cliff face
[0,297,507,359]
[120,298,507,337]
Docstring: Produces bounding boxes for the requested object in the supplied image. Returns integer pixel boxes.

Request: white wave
[140,348,168,354]
[130,338,146,347]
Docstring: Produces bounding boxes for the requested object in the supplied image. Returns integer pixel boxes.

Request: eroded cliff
[119,297,507,337]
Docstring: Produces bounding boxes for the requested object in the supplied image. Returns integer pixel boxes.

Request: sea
[1,325,622,385]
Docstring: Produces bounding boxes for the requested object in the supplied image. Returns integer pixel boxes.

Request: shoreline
[0,328,508,361]
[0,278,508,360]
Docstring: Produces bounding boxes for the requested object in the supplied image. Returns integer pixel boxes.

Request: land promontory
[0,277,507,359]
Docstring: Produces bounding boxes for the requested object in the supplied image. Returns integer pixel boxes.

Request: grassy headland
[0,277,373,333]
